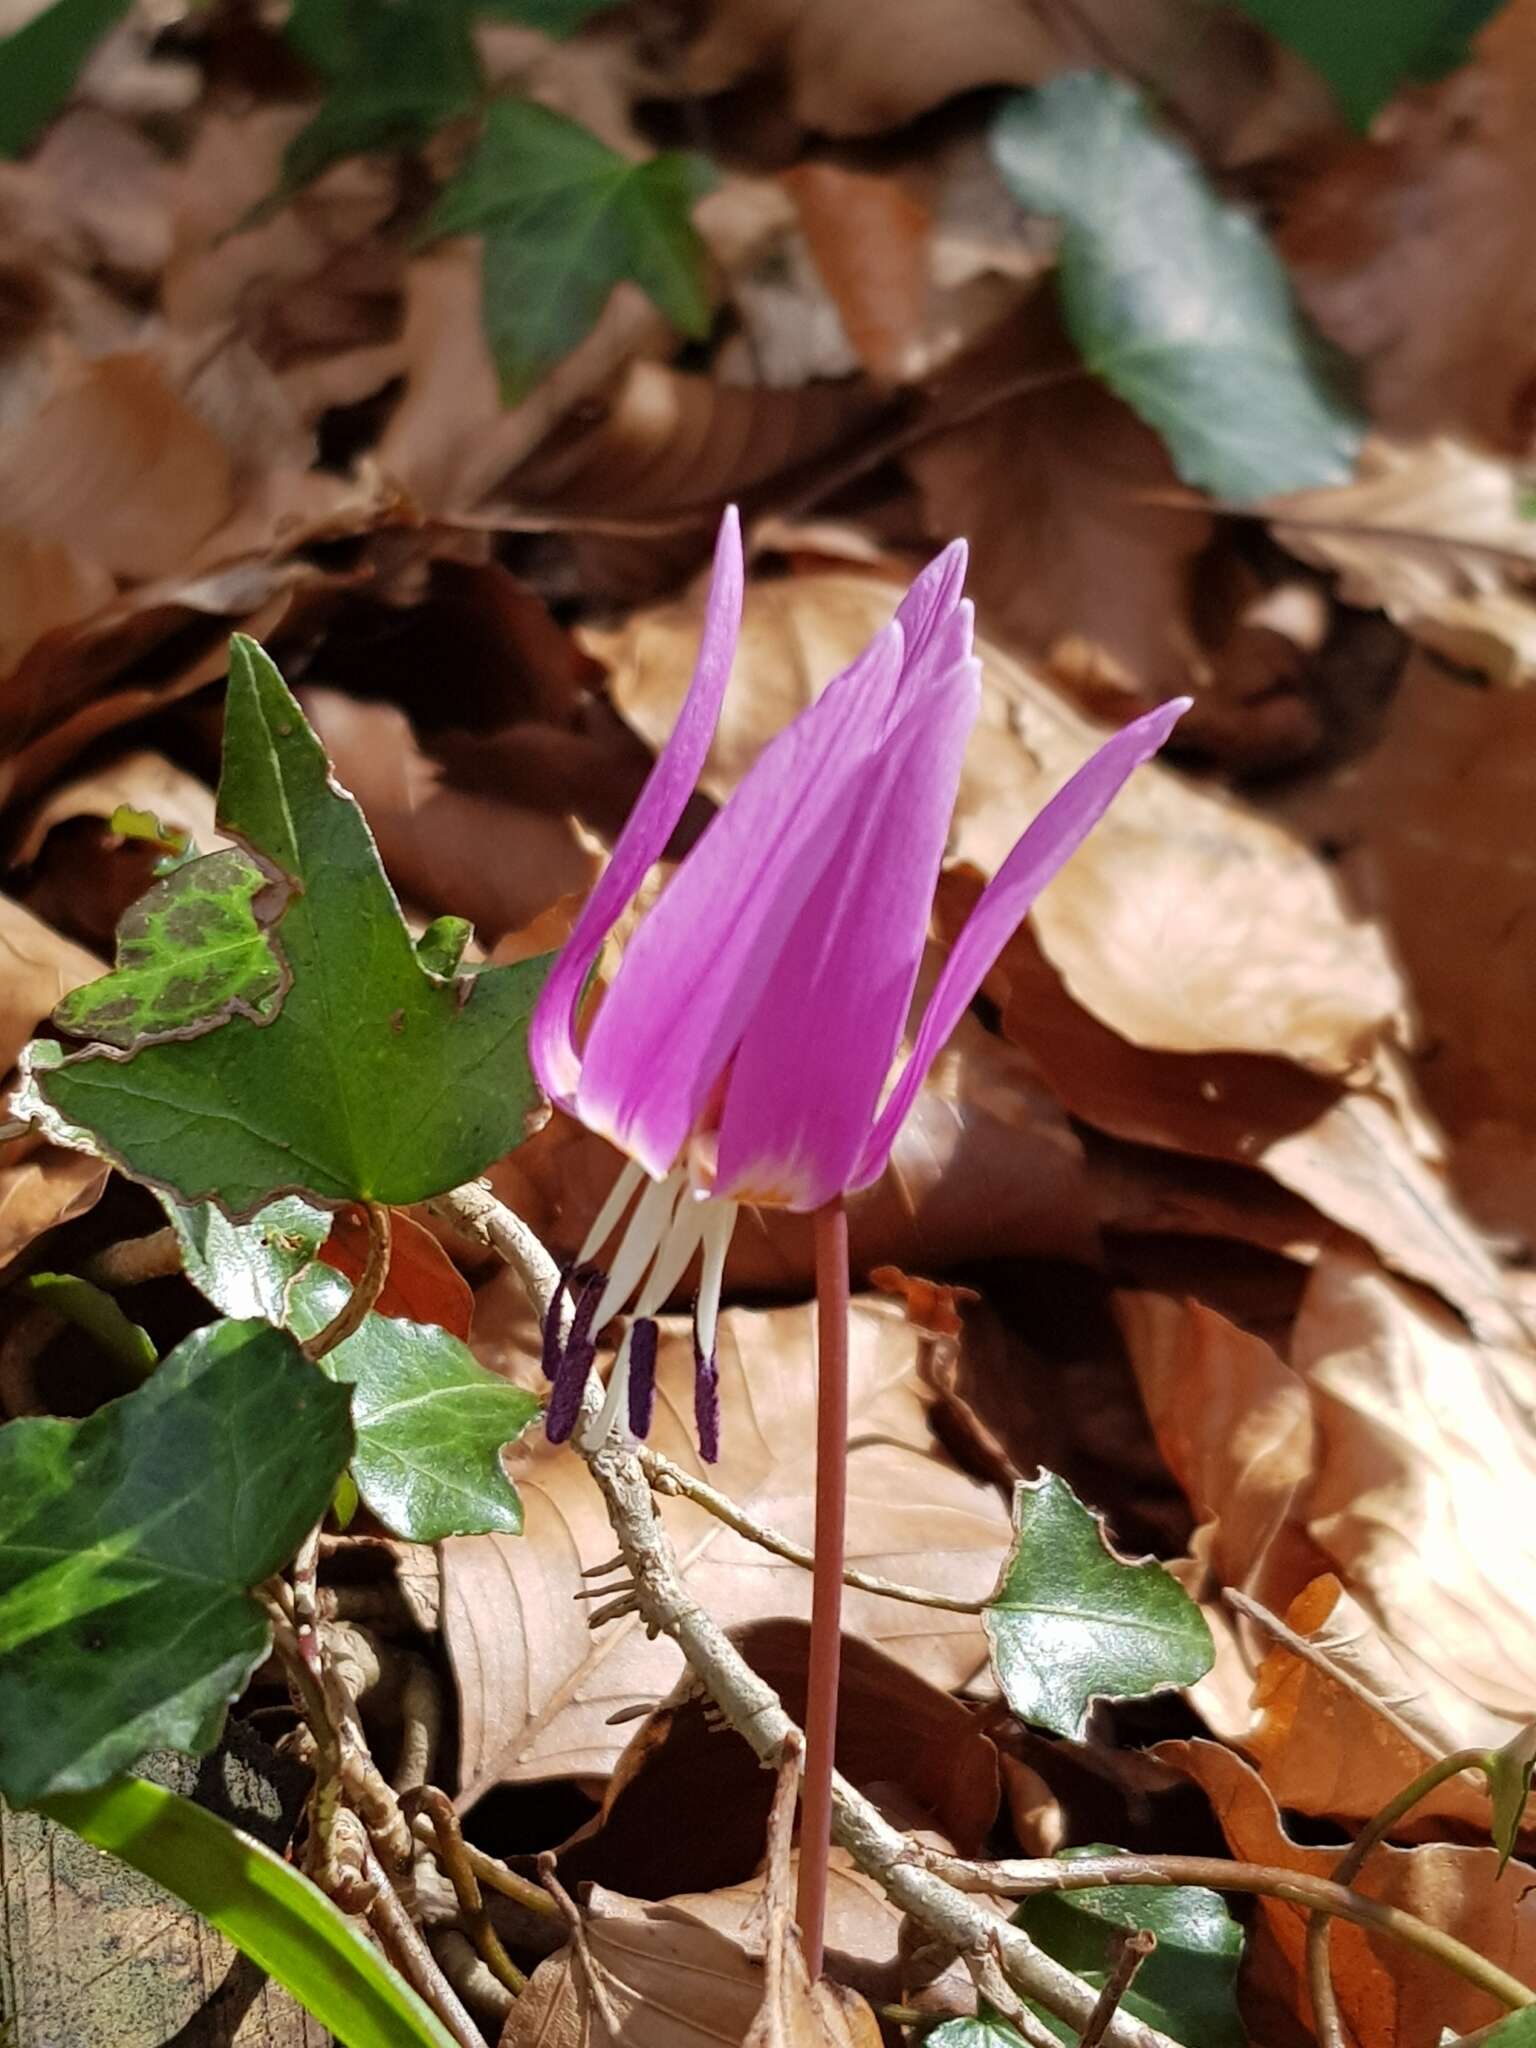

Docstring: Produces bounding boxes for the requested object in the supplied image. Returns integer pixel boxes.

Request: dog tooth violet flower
[531,507,1187,1458]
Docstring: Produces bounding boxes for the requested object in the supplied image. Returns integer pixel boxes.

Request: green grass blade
[39,1775,461,2048]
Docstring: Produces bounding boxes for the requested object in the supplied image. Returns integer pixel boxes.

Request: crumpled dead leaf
[1281,0,1536,450]
[1160,1738,1536,2047]
[559,1619,998,1901]
[442,1298,1008,1801]
[498,1883,770,2048]
[0,1133,108,1281]
[678,0,1282,155]
[1119,1248,1536,1775]
[302,689,600,947]
[595,555,1406,1074]
[1279,656,1536,1250]
[1266,438,1536,687]
[0,893,100,1073]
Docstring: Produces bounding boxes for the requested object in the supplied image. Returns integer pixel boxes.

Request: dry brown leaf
[0,529,116,680]
[442,1298,1008,1799]
[0,350,233,584]
[376,246,671,517]
[1266,439,1536,686]
[559,1619,998,1900]
[1114,1291,1325,1628]
[781,164,931,383]
[679,0,1276,152]
[908,328,1215,706]
[954,904,1520,1343]
[1281,0,1536,450]
[1160,1738,1536,2046]
[0,894,100,1073]
[499,1884,768,2047]
[0,1135,108,1278]
[1279,658,1536,1249]
[596,557,1405,1073]
[1293,1246,1536,1724]
[668,1852,919,2005]
[11,751,221,868]
[1245,1575,1510,1836]
[302,689,600,946]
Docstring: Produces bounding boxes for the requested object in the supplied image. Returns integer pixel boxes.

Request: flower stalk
[798,1195,850,1978]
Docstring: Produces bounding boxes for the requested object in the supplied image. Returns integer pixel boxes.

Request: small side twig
[80,1227,181,1290]
[363,1841,485,2048]
[638,1447,985,1612]
[409,1812,561,1921]
[1306,1749,1495,2048]
[305,1200,393,1361]
[1081,1930,1157,2048]
[406,1787,527,1997]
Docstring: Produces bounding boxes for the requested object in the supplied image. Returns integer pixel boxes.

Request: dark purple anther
[627,1318,658,1437]
[540,1265,572,1380]
[544,1269,604,1443]
[693,1328,720,1464]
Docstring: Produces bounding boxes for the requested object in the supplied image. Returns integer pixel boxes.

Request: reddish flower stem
[797,1196,850,1980]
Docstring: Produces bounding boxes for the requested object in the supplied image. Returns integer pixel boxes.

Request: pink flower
[531,508,1187,1456]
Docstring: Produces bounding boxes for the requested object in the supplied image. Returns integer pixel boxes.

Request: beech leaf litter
[4,2,1536,2044]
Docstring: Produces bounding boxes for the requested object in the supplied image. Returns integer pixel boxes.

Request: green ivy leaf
[982,1474,1213,1739]
[425,98,714,398]
[0,1318,352,1805]
[1474,2010,1536,2048]
[1227,0,1505,129]
[292,1264,539,1541]
[53,846,288,1051]
[927,2003,1032,2047]
[0,0,131,158]
[280,0,481,193]
[167,1194,540,1542]
[1014,1849,1245,2048]
[990,73,1362,501]
[36,636,552,1217]
[416,914,474,980]
[20,1273,157,1382]
[1486,1723,1536,1870]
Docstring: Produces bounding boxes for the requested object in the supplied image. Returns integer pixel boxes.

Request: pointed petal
[529,508,744,1106]
[714,659,981,1209]
[574,623,907,1175]
[852,697,1190,1190]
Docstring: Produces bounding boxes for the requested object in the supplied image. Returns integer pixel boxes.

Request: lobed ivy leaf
[0,1318,352,1805]
[982,1473,1213,1740]
[1013,1849,1245,2048]
[36,636,552,1218]
[476,0,626,32]
[425,98,714,398]
[279,0,482,193]
[927,2004,1031,2047]
[990,73,1362,501]
[1478,2012,1536,2048]
[1227,0,1505,128]
[0,0,131,158]
[53,846,288,1051]
[167,1194,540,1543]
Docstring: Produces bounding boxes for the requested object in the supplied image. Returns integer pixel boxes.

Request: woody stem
[797,1196,850,1979]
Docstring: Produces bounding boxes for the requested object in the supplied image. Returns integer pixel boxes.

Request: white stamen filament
[590,1170,683,1331]
[694,1199,738,1366]
[581,1322,636,1451]
[577,1156,647,1269]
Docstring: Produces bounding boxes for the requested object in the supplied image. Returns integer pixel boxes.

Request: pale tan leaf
[1161,1739,1536,2047]
[0,1135,108,1277]
[0,895,101,1074]
[0,528,115,680]
[1267,438,1536,686]
[442,1300,1008,1799]
[781,164,931,383]
[499,1886,766,2048]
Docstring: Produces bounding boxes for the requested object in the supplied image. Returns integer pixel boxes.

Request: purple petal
[529,508,744,1108]
[573,622,908,1176]
[627,1318,658,1437]
[714,658,981,1209]
[693,1329,720,1464]
[852,696,1191,1190]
